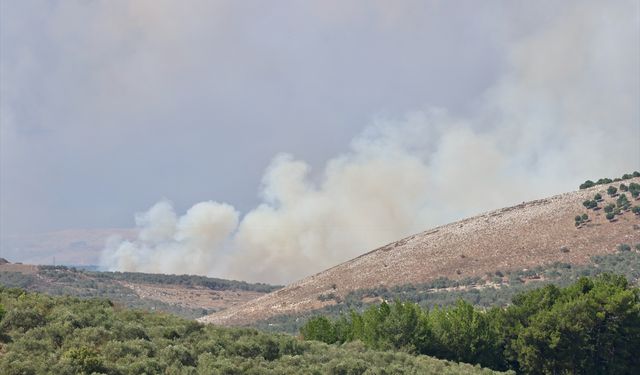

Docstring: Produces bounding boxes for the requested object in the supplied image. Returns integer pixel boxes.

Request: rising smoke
[101,1,639,284]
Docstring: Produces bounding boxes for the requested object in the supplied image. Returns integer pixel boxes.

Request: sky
[1,1,639,283]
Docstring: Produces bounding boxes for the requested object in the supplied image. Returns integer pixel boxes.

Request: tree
[594,193,602,201]
[620,183,629,192]
[607,186,618,196]
[617,194,630,209]
[604,203,615,213]
[300,316,337,343]
[606,212,615,220]
[581,213,588,221]
[618,244,631,252]
[579,180,595,189]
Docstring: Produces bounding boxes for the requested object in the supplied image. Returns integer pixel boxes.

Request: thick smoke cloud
[102,1,639,284]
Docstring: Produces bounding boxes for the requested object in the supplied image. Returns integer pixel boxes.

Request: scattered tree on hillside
[618,244,631,252]
[606,212,615,221]
[579,180,595,189]
[617,194,630,209]
[594,193,602,201]
[607,186,618,196]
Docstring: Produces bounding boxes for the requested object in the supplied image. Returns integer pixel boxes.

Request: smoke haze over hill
[100,1,640,284]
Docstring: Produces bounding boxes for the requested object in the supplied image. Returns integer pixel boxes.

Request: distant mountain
[0,228,136,265]
[200,177,640,326]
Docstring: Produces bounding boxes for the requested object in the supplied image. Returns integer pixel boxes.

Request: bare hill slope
[200,177,640,326]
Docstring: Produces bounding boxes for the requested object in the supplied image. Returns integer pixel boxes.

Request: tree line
[300,274,640,374]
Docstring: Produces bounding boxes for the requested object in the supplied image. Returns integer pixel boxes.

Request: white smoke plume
[102,1,639,284]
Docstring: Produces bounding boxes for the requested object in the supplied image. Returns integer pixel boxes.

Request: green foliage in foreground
[0,288,507,375]
[301,274,640,374]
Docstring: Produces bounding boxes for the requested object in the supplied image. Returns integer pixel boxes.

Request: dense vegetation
[578,171,640,190]
[0,266,281,319]
[0,288,506,375]
[301,274,640,374]
[253,251,640,334]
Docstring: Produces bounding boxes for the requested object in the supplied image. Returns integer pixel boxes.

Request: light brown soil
[199,178,640,326]
[0,263,39,275]
[118,282,266,311]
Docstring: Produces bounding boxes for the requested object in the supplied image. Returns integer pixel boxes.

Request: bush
[594,193,602,201]
[607,186,618,196]
[618,244,631,252]
[604,204,615,213]
[606,212,615,221]
[579,180,595,189]
[620,184,629,192]
[617,194,630,209]
[581,213,588,221]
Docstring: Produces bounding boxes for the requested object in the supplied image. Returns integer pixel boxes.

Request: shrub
[607,186,618,196]
[594,193,602,201]
[617,194,630,209]
[620,183,629,192]
[581,213,588,221]
[618,244,631,252]
[596,178,613,184]
[579,180,595,189]
[632,206,640,215]
[606,212,615,221]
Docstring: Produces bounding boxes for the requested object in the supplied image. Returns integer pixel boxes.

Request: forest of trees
[300,274,640,374]
[0,286,506,375]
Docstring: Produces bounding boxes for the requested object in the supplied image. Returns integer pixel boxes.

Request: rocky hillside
[200,176,640,326]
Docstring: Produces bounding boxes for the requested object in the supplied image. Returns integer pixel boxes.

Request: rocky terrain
[200,177,640,326]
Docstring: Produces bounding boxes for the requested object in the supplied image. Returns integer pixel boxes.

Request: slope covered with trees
[0,287,507,375]
[300,274,640,374]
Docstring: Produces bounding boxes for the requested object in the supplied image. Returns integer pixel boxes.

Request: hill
[200,176,640,326]
[0,228,136,265]
[0,262,280,319]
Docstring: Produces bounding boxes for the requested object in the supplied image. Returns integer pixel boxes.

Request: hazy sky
[1,0,638,245]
